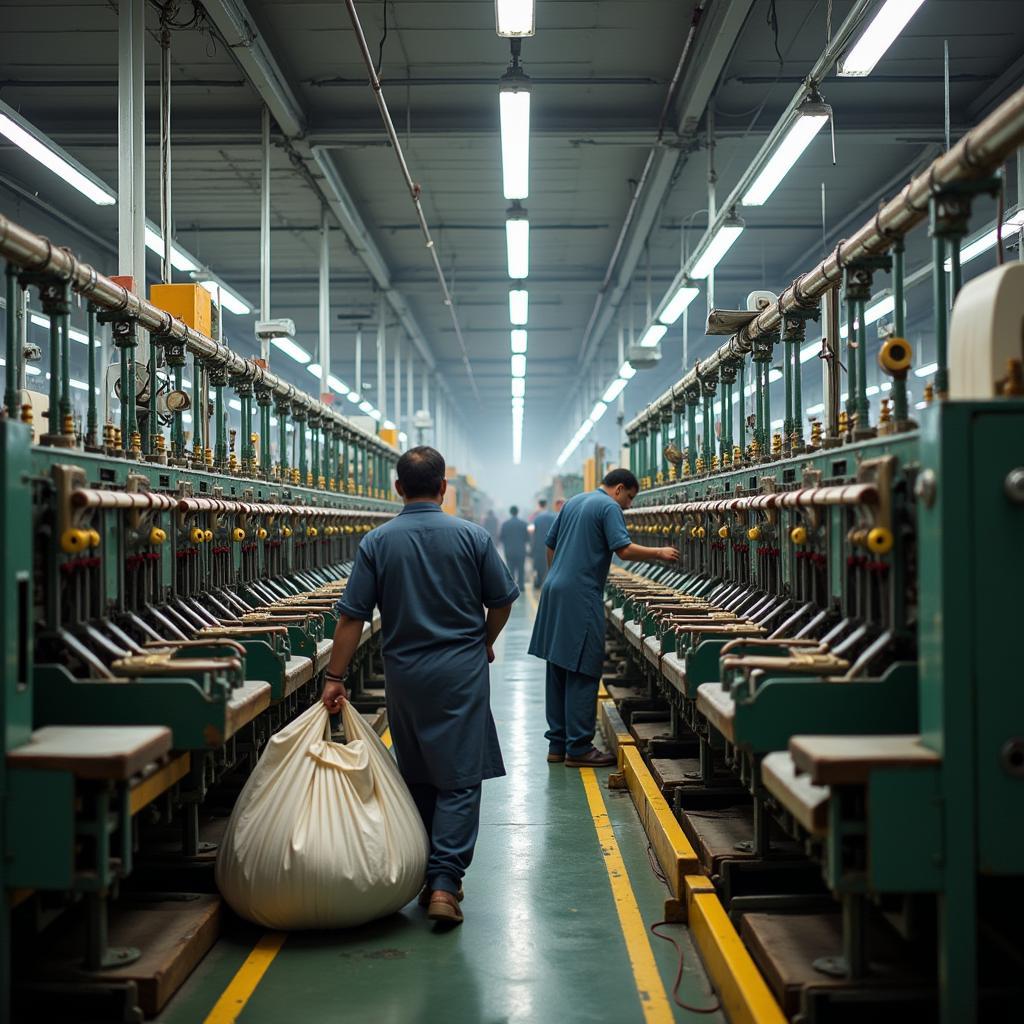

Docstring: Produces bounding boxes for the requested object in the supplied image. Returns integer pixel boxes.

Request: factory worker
[499,505,529,589]
[530,499,556,588]
[528,469,678,767]
[321,446,519,925]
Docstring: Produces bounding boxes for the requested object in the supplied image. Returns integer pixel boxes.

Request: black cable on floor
[649,920,721,1015]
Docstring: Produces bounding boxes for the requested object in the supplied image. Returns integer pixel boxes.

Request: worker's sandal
[426,890,464,924]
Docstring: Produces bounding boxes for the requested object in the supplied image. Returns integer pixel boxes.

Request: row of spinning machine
[603,89,1024,1023]
[0,211,401,1020]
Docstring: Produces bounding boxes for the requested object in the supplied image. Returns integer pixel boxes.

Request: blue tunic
[335,502,519,789]
[531,510,556,561]
[527,490,631,679]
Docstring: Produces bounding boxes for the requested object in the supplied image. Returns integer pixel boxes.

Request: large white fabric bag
[215,701,428,929]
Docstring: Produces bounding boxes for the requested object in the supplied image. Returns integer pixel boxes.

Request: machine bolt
[915,469,937,508]
[1000,738,1024,777]
[1004,467,1024,504]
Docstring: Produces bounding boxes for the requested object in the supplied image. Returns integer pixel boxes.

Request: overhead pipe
[625,85,1024,434]
[0,211,395,456]
[341,0,479,402]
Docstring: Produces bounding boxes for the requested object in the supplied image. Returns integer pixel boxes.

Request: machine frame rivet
[1003,467,1024,504]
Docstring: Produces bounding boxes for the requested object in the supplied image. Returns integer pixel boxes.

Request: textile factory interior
[1,0,1023,1021]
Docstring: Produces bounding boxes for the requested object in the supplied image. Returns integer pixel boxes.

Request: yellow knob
[190,527,205,544]
[307,526,318,538]
[344,525,354,534]
[718,525,729,539]
[747,526,761,542]
[689,526,698,539]
[790,525,808,545]
[87,529,101,548]
[204,529,214,542]
[879,337,913,375]
[866,527,894,554]
[696,526,705,539]
[282,526,293,538]
[232,528,246,542]
[60,528,90,554]
[257,527,268,540]
[149,527,167,546]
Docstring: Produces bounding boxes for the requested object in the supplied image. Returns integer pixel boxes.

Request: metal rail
[0,211,394,456]
[626,85,1024,434]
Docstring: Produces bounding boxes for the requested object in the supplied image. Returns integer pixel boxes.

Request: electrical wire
[375,1,388,78]
[650,920,722,1014]
[767,0,784,69]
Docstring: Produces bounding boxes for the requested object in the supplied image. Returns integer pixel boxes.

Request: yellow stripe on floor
[202,931,287,1024]
[580,768,674,1024]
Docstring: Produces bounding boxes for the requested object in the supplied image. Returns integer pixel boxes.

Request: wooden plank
[609,607,626,634]
[642,635,662,668]
[314,637,333,672]
[629,719,673,753]
[696,683,736,742]
[624,620,643,649]
[7,726,172,780]
[225,682,272,740]
[598,699,635,768]
[650,757,698,790]
[622,745,699,900]
[282,655,313,697]
[762,751,830,837]
[129,753,190,816]
[789,734,940,785]
[660,651,687,696]
[605,683,649,703]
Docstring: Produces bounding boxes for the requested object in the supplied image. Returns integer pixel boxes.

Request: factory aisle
[158,597,722,1024]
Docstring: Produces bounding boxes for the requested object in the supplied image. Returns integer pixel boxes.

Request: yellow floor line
[202,931,287,1024]
[580,768,674,1024]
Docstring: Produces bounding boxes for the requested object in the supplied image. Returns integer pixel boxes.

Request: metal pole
[394,334,401,431]
[318,206,330,399]
[376,294,387,426]
[118,0,146,290]
[4,264,16,415]
[823,288,841,438]
[707,102,717,317]
[355,325,362,399]
[406,348,414,442]
[260,106,271,363]
[159,19,173,285]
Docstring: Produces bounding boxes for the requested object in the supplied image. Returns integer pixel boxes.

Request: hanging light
[505,203,530,279]
[495,0,535,37]
[838,0,927,77]
[511,329,528,354]
[499,67,531,201]
[691,213,745,280]
[509,288,529,325]
[658,283,699,325]
[742,99,831,207]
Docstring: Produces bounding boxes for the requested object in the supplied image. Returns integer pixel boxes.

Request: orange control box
[150,283,212,336]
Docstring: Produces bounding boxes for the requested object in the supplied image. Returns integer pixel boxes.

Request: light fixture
[839,294,898,339]
[383,419,396,430]
[0,100,116,206]
[144,224,198,273]
[510,329,528,354]
[506,203,530,280]
[511,353,527,378]
[639,323,668,348]
[945,209,1024,269]
[603,378,628,403]
[228,398,242,411]
[399,431,408,445]
[306,364,350,395]
[499,69,530,201]
[346,391,361,404]
[511,396,525,409]
[511,377,526,398]
[806,402,825,415]
[618,361,637,380]
[915,361,939,378]
[509,288,529,325]
[691,215,745,280]
[838,0,926,77]
[198,279,251,316]
[358,400,375,414]
[658,284,699,325]
[270,336,311,364]
[799,341,820,364]
[742,100,831,207]
[495,0,535,37]
[589,401,608,422]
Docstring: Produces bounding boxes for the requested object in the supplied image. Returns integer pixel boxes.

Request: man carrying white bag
[215,701,428,930]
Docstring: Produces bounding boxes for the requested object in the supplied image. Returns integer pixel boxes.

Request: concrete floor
[157,596,723,1024]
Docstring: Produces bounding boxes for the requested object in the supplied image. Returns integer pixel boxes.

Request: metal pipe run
[626,85,1024,435]
[341,0,479,402]
[0,212,394,457]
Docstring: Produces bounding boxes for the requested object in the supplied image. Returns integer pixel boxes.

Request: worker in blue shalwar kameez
[530,499,556,589]
[321,446,518,926]
[528,469,678,767]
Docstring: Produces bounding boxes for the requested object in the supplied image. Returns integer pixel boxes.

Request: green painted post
[782,318,794,445]
[341,431,350,491]
[297,413,308,485]
[213,380,226,466]
[753,358,764,453]
[146,334,158,453]
[171,363,184,455]
[892,240,909,422]
[48,311,61,437]
[277,402,289,479]
[792,326,804,447]
[192,354,204,458]
[86,306,98,447]
[856,297,870,428]
[932,231,948,396]
[762,359,772,449]
[846,295,858,420]
[59,308,71,430]
[259,397,271,476]
[4,265,17,416]
[737,359,746,455]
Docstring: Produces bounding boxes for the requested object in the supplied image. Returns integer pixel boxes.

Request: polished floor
[157,596,723,1024]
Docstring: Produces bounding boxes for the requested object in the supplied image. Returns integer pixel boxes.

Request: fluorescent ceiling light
[346,391,360,404]
[506,209,530,280]
[383,419,396,430]
[511,396,525,409]
[511,377,526,398]
[839,294,898,339]
[399,431,408,444]
[306,363,350,395]
[144,224,198,272]
[800,341,819,363]
[742,103,830,207]
[499,82,530,201]
[945,209,1024,269]
[271,336,311,364]
[69,378,89,391]
[915,361,939,378]
[511,329,528,354]
[618,361,637,380]
[368,409,382,422]
[691,220,744,280]
[0,102,116,206]
[511,353,527,378]
[806,403,825,415]
[25,365,41,376]
[228,398,242,411]
[509,288,529,325]
[659,285,699,325]
[768,368,783,383]
[770,418,784,430]
[590,401,608,422]
[603,378,628,402]
[838,0,926,77]
[865,385,880,397]
[495,0,535,37]
[639,323,667,348]
[198,279,251,316]
[358,400,375,413]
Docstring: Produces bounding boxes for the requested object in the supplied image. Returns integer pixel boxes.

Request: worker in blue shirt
[530,499,556,588]
[499,505,529,589]
[321,447,519,925]
[528,469,677,767]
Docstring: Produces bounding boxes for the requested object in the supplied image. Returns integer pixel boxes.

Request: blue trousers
[544,662,600,758]
[407,783,482,895]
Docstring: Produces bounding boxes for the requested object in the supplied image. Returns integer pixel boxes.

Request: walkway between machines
[158,597,723,1024]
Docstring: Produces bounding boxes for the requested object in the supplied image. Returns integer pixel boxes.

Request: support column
[259,106,271,363]
[118,0,146,289]
[318,206,330,400]
[376,294,387,426]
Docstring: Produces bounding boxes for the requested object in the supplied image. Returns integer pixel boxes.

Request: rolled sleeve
[335,538,378,621]
[480,536,520,608]
[602,502,631,552]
